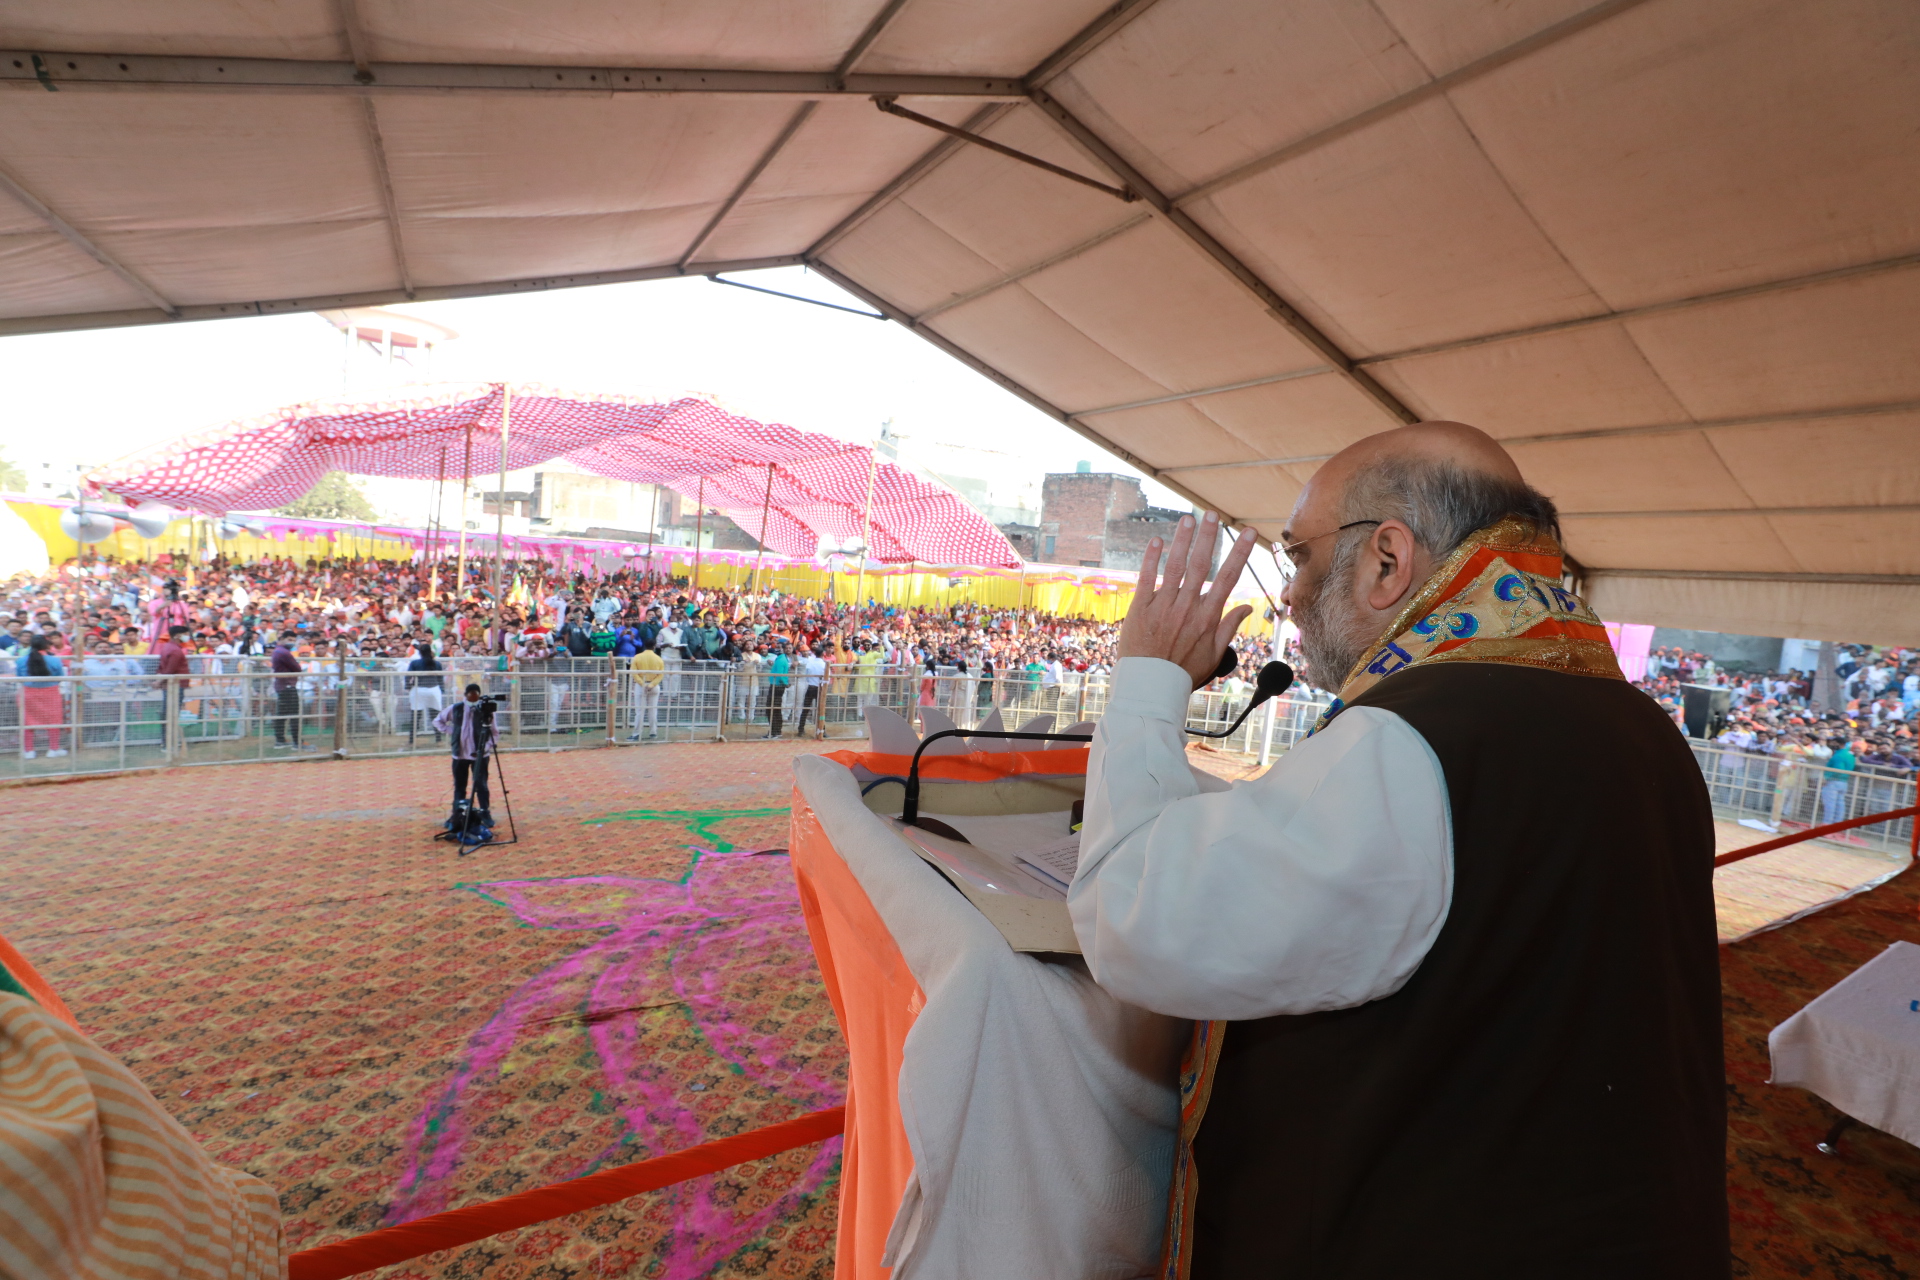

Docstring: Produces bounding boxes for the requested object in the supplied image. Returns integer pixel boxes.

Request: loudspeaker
[127,501,177,539]
[59,506,118,543]
[1681,684,1731,739]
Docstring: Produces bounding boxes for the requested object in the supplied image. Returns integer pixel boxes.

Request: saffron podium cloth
[790,755,1186,1278]
[0,943,284,1280]
[1770,940,1920,1149]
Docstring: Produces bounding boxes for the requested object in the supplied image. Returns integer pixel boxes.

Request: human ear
[1365,521,1419,611]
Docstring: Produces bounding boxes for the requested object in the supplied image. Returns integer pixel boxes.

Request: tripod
[467,742,520,856]
[430,717,520,856]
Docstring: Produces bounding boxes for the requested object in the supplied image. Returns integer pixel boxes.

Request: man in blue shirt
[765,642,791,738]
[1819,737,1857,826]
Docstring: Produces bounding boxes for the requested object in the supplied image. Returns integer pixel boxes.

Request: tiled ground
[7,740,1916,1278]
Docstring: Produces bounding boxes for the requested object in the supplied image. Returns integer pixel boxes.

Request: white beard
[1291,572,1380,696]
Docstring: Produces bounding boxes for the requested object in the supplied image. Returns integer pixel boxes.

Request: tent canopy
[85,384,1024,568]
[2,0,1915,640]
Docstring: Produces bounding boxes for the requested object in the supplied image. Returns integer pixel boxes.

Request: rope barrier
[1712,804,1918,868]
[286,1105,846,1280]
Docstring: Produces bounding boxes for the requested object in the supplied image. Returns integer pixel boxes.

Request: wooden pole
[750,464,774,603]
[492,385,511,649]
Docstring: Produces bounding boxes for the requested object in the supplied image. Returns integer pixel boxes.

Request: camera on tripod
[429,689,516,856]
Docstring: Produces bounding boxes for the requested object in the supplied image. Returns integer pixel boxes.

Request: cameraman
[432,683,498,815]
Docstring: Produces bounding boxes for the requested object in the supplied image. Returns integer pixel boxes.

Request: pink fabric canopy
[86,383,1022,568]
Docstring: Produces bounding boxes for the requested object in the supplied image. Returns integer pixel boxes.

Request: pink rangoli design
[387,807,845,1278]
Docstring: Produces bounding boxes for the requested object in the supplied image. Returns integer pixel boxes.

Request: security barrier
[11,663,1901,860]
[1688,739,1916,856]
[0,657,1339,782]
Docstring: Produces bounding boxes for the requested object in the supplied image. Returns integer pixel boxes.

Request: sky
[0,264,1192,511]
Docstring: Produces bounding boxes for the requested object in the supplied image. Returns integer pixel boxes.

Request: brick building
[1038,468,1214,573]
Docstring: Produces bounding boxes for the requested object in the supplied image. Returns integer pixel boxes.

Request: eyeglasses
[1274,519,1381,582]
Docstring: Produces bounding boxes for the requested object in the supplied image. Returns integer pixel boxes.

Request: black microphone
[895,654,1293,834]
[1186,659,1295,739]
[900,727,1092,831]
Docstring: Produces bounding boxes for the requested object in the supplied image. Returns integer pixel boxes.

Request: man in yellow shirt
[856,641,884,712]
[1769,729,1813,830]
[627,643,666,740]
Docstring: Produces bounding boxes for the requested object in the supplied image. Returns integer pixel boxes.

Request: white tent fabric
[1,0,1914,640]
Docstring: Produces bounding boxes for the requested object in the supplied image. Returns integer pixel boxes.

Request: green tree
[0,449,24,493]
[277,471,377,521]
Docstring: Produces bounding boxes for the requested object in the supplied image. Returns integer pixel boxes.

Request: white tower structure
[318,307,459,392]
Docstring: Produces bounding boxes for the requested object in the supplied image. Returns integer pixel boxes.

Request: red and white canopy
[84,383,1022,568]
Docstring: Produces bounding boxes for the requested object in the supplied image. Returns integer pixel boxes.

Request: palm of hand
[1117,515,1258,688]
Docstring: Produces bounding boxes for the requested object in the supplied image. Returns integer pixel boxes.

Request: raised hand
[1117,512,1259,689]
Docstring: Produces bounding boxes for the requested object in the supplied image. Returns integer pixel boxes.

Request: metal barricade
[1687,740,1916,856]
[4,662,1911,870]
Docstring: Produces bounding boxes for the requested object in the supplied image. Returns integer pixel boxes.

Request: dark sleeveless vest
[1190,662,1728,1279]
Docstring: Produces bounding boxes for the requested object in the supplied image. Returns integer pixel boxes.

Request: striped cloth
[0,993,284,1280]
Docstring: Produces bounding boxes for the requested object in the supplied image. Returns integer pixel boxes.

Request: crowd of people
[0,553,1290,753]
[0,550,1153,672]
[1633,644,1918,829]
[5,553,1912,822]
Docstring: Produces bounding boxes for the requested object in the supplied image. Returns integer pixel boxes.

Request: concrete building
[997,522,1041,561]
[1038,466,1213,573]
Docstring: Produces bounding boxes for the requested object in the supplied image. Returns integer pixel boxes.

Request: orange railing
[1712,804,1919,868]
[286,1107,845,1280]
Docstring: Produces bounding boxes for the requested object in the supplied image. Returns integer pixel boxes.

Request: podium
[789,751,1186,1278]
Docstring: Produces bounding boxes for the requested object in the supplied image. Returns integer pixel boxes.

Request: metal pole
[430,442,447,582]
[1258,695,1277,766]
[854,447,877,611]
[750,463,775,604]
[693,475,705,594]
[333,644,347,757]
[455,424,473,595]
[164,672,180,762]
[492,384,511,649]
[511,667,523,750]
[646,486,658,585]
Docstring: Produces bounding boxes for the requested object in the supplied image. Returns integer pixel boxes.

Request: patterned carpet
[6,743,1917,1278]
[1722,856,1920,1278]
[4,741,849,1280]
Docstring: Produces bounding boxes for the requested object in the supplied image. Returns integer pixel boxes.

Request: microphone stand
[895,662,1294,829]
[900,728,1090,827]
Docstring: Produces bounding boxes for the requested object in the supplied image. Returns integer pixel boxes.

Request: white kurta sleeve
[1069,657,1453,1020]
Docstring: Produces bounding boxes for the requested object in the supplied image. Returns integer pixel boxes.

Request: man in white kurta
[1073,655,1452,1019]
[1065,421,1728,1279]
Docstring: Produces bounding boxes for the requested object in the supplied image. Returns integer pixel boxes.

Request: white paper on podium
[1014,835,1082,894]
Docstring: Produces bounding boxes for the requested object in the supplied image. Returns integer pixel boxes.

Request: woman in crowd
[16,634,67,759]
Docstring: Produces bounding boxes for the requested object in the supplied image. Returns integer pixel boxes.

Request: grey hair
[1339,457,1560,560]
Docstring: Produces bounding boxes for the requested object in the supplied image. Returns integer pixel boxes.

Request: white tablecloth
[1770,939,1920,1147]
